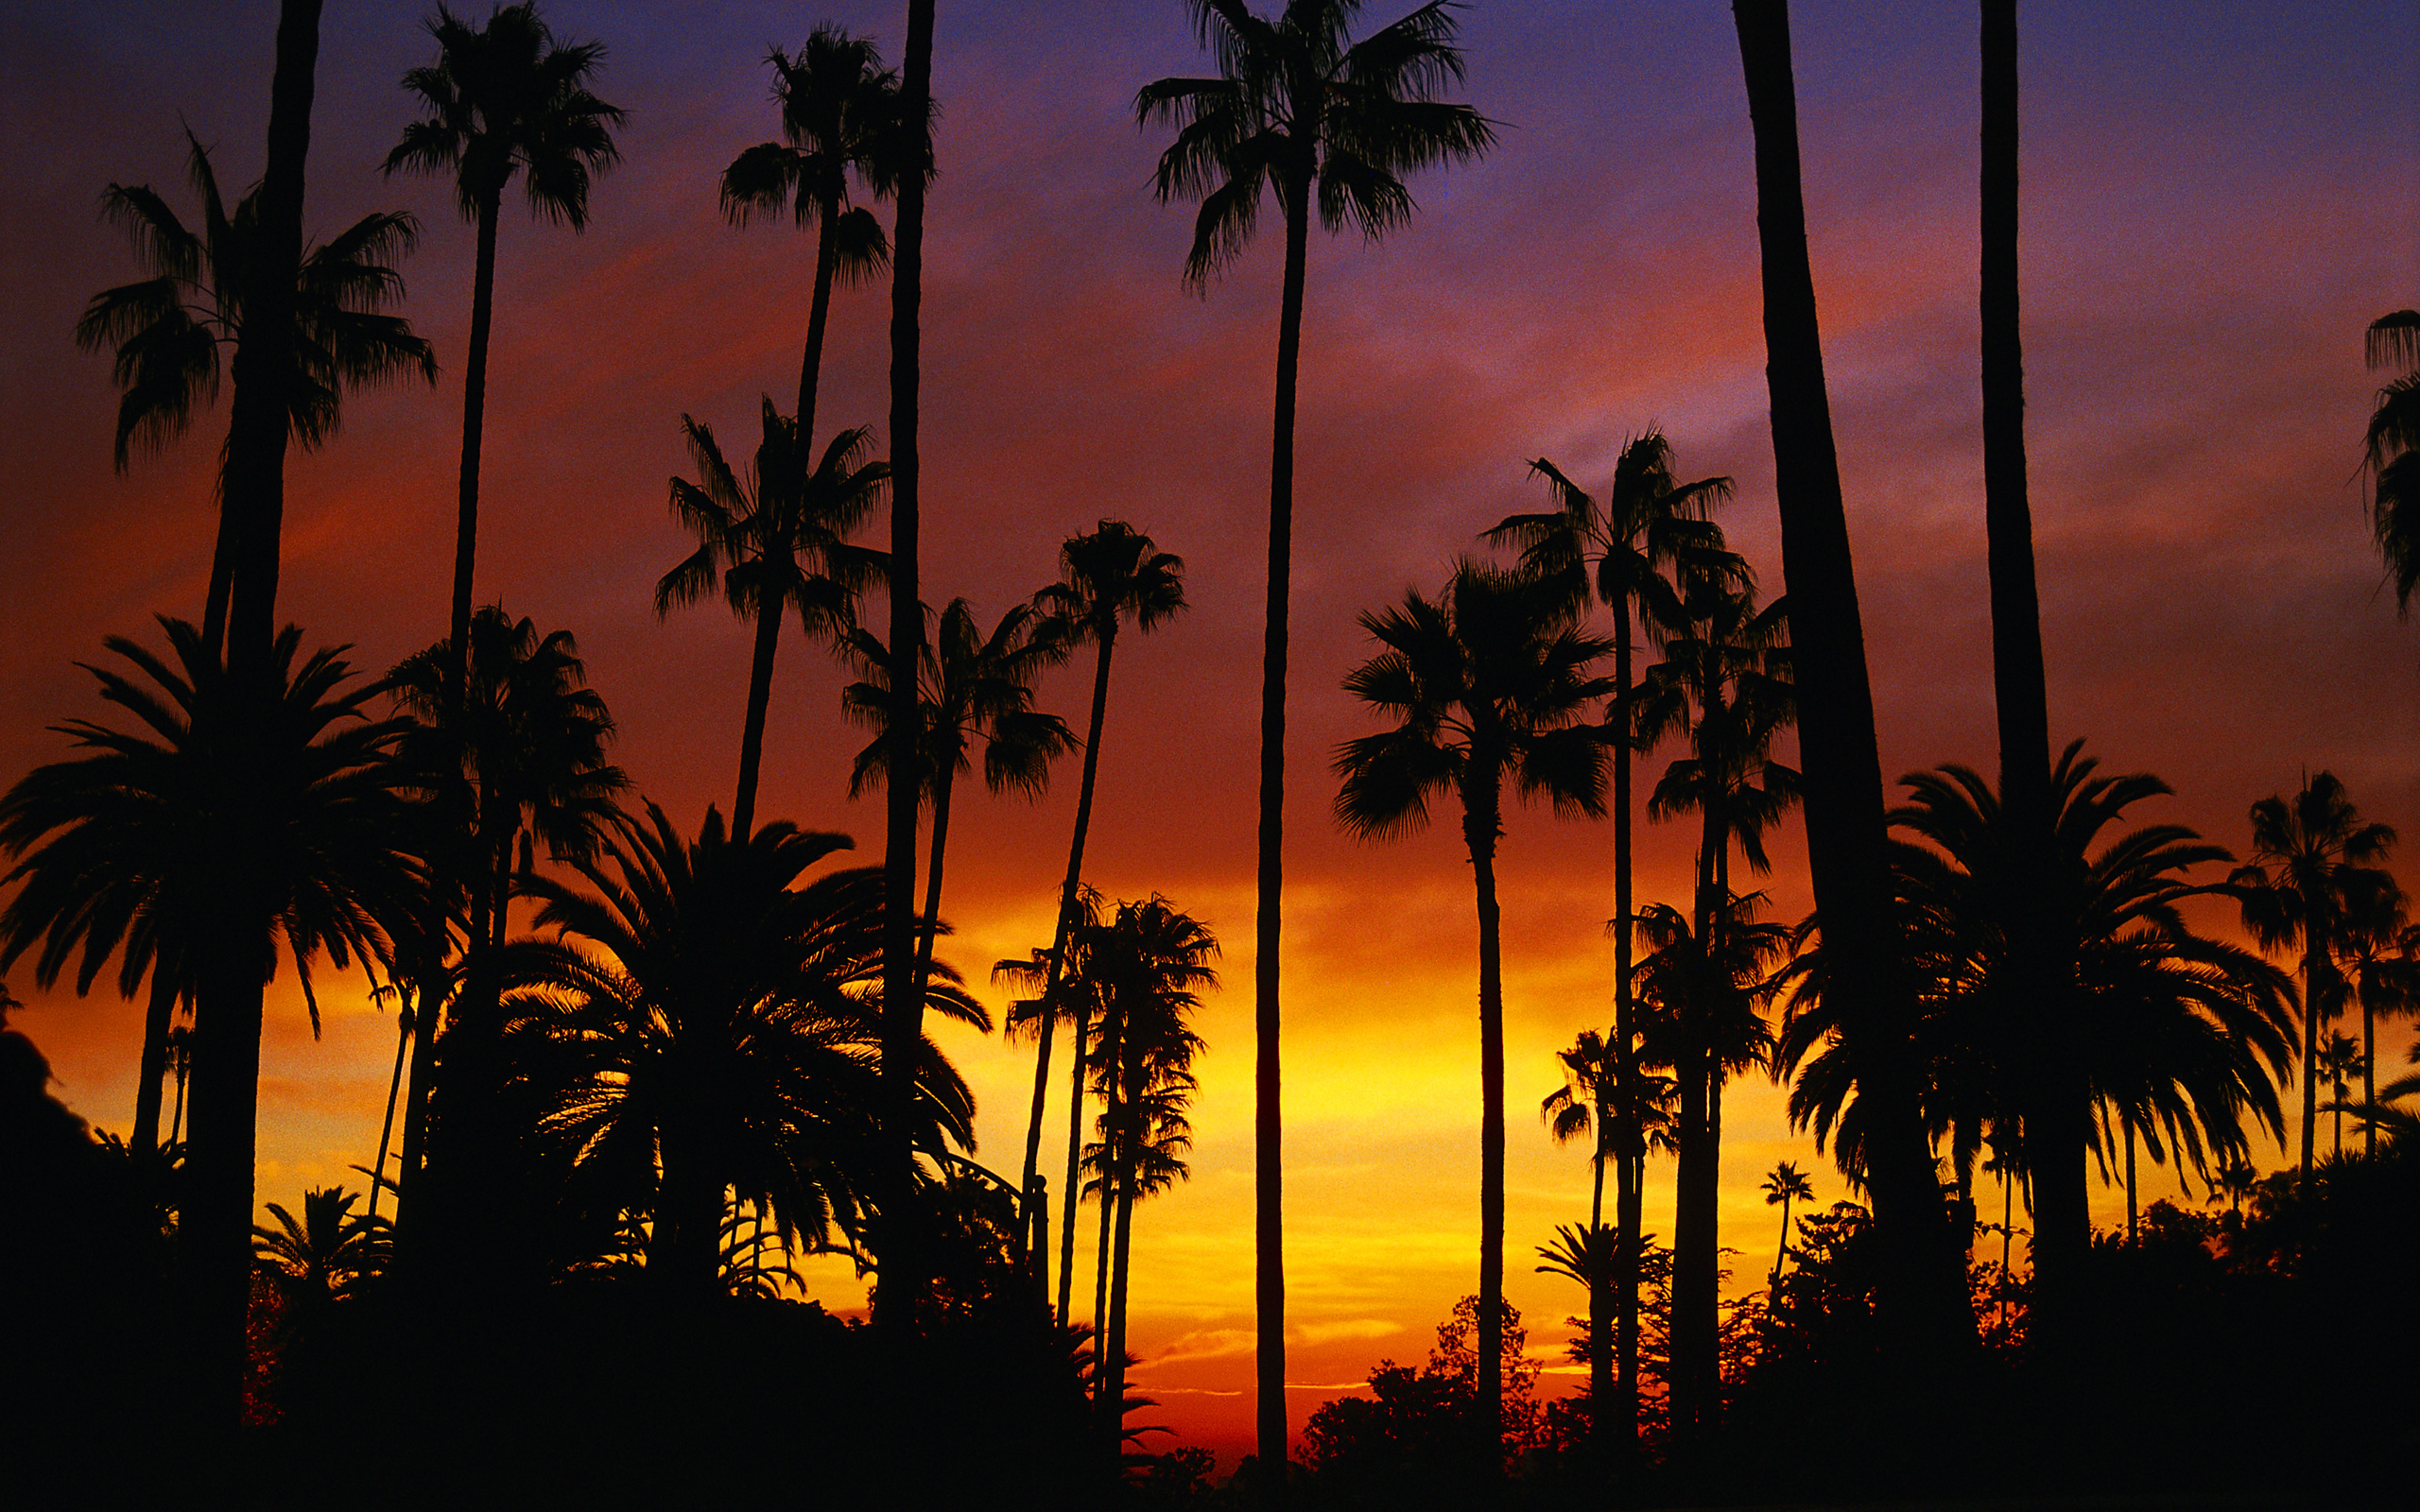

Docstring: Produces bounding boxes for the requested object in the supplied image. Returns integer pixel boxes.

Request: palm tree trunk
[1730,0,1966,1371]
[132,968,176,1156]
[1587,1102,1610,1447]
[913,762,956,999]
[1105,1174,1138,1451]
[1059,1004,1092,1324]
[1772,1193,1790,1288]
[448,195,500,706]
[1023,628,1119,1255]
[730,588,784,840]
[1255,157,1314,1492]
[2361,989,2375,1160]
[191,0,320,1435]
[367,989,410,1225]
[170,1051,188,1148]
[797,190,842,445]
[1092,1144,1115,1338]
[2300,940,2320,1186]
[1672,786,1723,1451]
[1611,595,1640,1452]
[221,0,318,673]
[2123,1121,2137,1242]
[1463,765,1507,1469]
[877,0,936,1327]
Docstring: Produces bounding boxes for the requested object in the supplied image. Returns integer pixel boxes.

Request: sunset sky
[4,0,2417,1458]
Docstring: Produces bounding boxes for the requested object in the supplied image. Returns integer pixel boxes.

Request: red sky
[5,0,2417,1459]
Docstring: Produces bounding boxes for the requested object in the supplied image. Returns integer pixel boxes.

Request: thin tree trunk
[191,0,319,1435]
[2361,988,2375,1160]
[1672,792,1721,1452]
[731,586,784,840]
[1586,1098,1609,1448]
[1023,627,1119,1262]
[877,0,936,1328]
[1106,1173,1138,1452]
[132,969,176,1156]
[1610,594,1639,1453]
[1730,0,1967,1376]
[368,989,410,1225]
[2123,1121,2137,1243]
[1255,159,1313,1494]
[1092,1159,1114,1337]
[170,1053,188,1148]
[1465,765,1507,1470]
[447,193,500,701]
[1772,1193,1790,1287]
[2300,940,2320,1186]
[913,762,955,999]
[1059,1004,1091,1325]
[797,189,840,447]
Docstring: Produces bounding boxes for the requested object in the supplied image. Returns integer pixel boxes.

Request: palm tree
[1634,571,1793,1442]
[842,599,1077,1014]
[720,26,904,455]
[384,607,626,1241]
[1728,0,1960,1366]
[1017,521,1185,1312]
[0,617,422,1425]
[1139,8,1491,1464]
[877,0,938,1327]
[76,131,439,653]
[253,1184,391,1308]
[2318,1031,2364,1160]
[1336,560,1611,1454]
[1762,1160,1813,1287]
[2335,884,2416,1160]
[1779,745,2297,1259]
[1487,431,1737,1451]
[656,404,890,837]
[383,0,623,787]
[505,801,985,1297]
[2363,306,2420,610]
[2231,772,2395,1187]
[1075,896,1215,1445]
[999,891,1110,1314]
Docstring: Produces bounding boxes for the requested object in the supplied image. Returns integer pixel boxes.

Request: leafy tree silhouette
[1762,1160,1813,1287]
[1337,560,1611,1456]
[1139,4,1492,1464]
[76,130,437,655]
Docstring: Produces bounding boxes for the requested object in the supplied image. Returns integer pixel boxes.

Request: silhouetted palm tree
[2364,307,2420,609]
[253,1184,390,1308]
[2231,772,2395,1187]
[1488,432,1736,1451]
[1077,896,1215,1447]
[1634,571,1793,1439]
[2335,883,2416,1160]
[877,0,938,1326]
[385,607,625,1243]
[657,404,889,837]
[843,598,1076,1010]
[0,617,422,1425]
[1018,521,1185,1314]
[1336,560,1610,1453]
[1781,745,2296,1251]
[1762,1160,1812,1286]
[1139,7,1491,1462]
[1729,0,1961,1374]
[77,131,438,653]
[721,26,903,451]
[383,0,622,768]
[506,802,983,1297]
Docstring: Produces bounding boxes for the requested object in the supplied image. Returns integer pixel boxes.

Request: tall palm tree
[1541,1029,1617,1431]
[1728,0,1962,1381]
[842,599,1077,1012]
[383,0,623,774]
[2231,772,2395,1187]
[506,802,984,1297]
[385,607,626,1241]
[0,618,422,1427]
[1634,571,1793,1443]
[1075,896,1215,1445]
[1139,8,1491,1465]
[1336,560,1611,1454]
[721,26,904,455]
[877,0,938,1327]
[1487,431,1737,1451]
[2335,883,2416,1160]
[656,404,890,837]
[2318,1031,2364,1160]
[999,887,1111,1317]
[77,131,439,654]
[1761,1160,1813,1287]
[1018,521,1185,1311]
